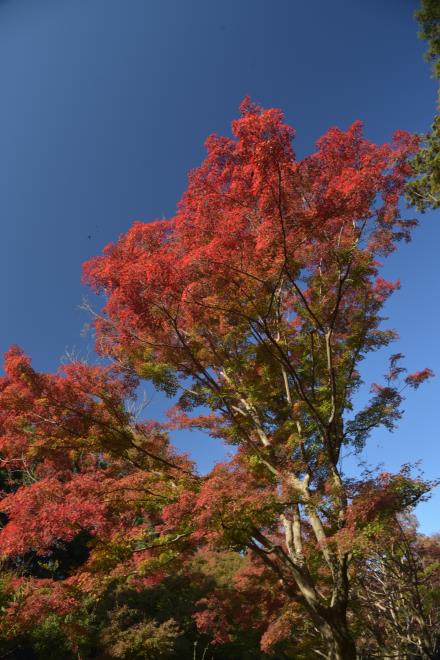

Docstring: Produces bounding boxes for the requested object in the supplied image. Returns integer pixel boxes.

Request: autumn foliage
[0,100,438,659]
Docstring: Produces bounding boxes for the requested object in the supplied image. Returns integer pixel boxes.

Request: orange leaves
[82,100,419,395]
[1,100,433,655]
[1,579,79,630]
[0,474,110,557]
[0,347,193,603]
[405,368,435,389]
[0,347,138,467]
[160,459,280,553]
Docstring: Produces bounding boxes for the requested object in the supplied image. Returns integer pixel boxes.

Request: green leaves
[415,0,440,71]
[406,116,440,211]
[406,0,440,211]
[138,357,179,398]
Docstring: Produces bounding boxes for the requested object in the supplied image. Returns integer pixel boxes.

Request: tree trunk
[320,619,357,660]
[276,512,357,658]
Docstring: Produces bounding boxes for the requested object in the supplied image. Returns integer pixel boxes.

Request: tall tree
[84,99,433,658]
[406,0,440,211]
[353,516,440,657]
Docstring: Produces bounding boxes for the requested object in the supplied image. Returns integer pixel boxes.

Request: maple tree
[0,349,279,658]
[0,100,437,658]
[80,99,435,658]
[0,347,197,657]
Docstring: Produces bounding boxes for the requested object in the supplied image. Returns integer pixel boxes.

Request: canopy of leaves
[406,0,440,211]
[0,101,436,659]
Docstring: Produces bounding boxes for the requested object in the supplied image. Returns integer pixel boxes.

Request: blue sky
[0,0,438,532]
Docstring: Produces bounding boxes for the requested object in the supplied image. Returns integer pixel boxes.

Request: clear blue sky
[0,0,438,532]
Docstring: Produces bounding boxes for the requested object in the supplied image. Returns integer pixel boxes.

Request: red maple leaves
[0,100,435,657]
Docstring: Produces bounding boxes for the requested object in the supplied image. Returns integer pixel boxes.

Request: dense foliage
[406,0,440,211]
[0,99,438,659]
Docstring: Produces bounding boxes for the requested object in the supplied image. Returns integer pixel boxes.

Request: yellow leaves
[135,549,177,578]
[286,432,301,451]
[85,536,135,575]
[246,454,262,469]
